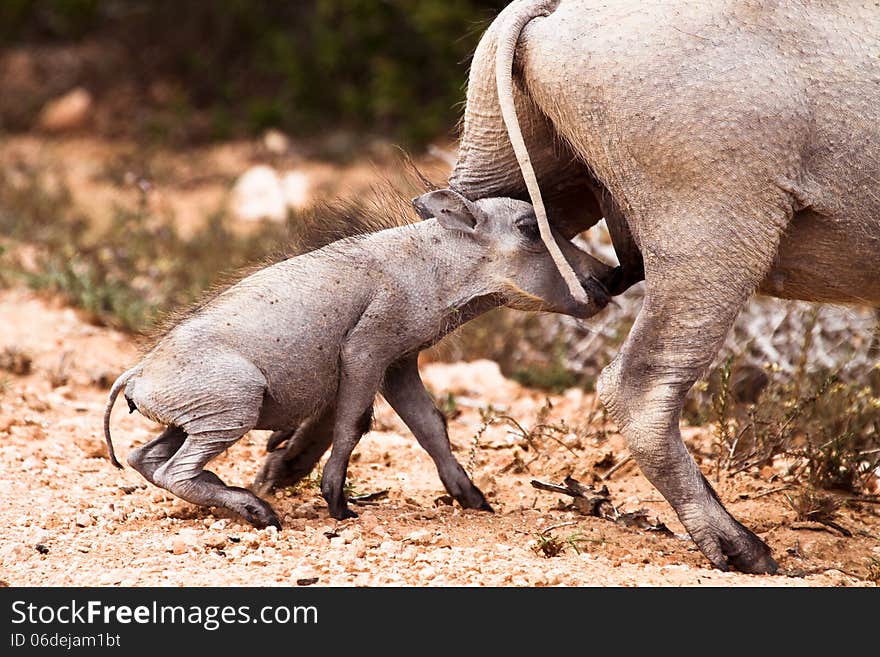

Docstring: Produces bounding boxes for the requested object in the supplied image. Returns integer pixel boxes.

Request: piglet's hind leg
[153,429,281,529]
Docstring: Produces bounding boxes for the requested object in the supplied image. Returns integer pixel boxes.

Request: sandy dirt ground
[0,287,878,587]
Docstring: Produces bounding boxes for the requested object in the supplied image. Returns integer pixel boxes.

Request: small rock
[405,529,433,546]
[350,539,367,559]
[339,529,358,544]
[434,495,454,507]
[202,532,226,549]
[281,171,310,210]
[75,512,92,528]
[358,512,379,532]
[242,553,267,566]
[7,544,29,560]
[435,536,453,549]
[209,519,229,531]
[21,457,41,472]
[37,87,92,132]
[293,503,319,520]
[262,129,290,154]
[178,528,200,546]
[231,165,286,222]
[34,544,49,555]
[379,540,399,555]
[475,473,496,497]
[286,518,307,532]
[171,538,188,555]
[329,536,346,550]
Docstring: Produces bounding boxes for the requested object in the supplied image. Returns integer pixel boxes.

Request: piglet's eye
[515,221,541,241]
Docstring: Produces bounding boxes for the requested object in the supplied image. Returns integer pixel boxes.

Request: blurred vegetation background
[0,0,507,146]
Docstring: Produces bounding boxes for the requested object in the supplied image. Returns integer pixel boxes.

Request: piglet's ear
[412,188,482,234]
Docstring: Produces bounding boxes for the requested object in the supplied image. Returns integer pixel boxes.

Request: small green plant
[435,392,459,420]
[532,532,566,558]
[496,399,577,457]
[511,361,578,393]
[785,489,842,523]
[466,405,496,478]
[563,531,596,555]
[532,530,594,558]
[342,478,360,498]
[289,470,323,494]
[468,400,576,477]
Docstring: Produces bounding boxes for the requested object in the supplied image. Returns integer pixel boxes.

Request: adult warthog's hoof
[691,520,778,575]
[719,525,778,574]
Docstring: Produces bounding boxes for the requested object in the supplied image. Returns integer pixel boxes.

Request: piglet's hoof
[229,487,282,529]
[329,506,359,521]
[475,499,495,513]
[245,504,282,530]
[455,492,494,513]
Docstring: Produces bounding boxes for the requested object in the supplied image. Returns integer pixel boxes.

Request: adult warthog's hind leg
[597,201,785,574]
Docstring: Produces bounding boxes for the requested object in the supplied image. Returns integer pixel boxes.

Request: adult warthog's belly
[759,209,880,305]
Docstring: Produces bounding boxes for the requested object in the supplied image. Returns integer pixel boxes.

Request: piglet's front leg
[381,355,492,512]
[320,334,394,520]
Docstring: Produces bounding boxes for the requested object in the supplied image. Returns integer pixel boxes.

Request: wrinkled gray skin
[416,0,880,573]
[104,191,613,526]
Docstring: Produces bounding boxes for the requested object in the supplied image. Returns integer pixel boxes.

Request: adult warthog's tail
[103,366,140,468]
[494,0,588,304]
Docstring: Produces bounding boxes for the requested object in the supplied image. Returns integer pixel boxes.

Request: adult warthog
[416,0,880,573]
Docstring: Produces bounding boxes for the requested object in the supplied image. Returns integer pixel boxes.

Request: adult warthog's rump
[104,191,613,527]
[416,0,880,573]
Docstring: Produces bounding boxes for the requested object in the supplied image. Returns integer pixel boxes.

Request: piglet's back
[135,237,387,423]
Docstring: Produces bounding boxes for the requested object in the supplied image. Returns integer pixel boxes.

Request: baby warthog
[104,189,612,527]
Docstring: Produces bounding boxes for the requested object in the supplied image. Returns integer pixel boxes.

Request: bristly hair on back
[284,185,417,257]
[143,161,439,351]
[273,152,437,259]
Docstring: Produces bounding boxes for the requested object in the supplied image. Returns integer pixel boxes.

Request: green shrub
[1,1,509,148]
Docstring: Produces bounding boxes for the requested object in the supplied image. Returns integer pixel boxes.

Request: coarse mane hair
[144,167,438,351]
